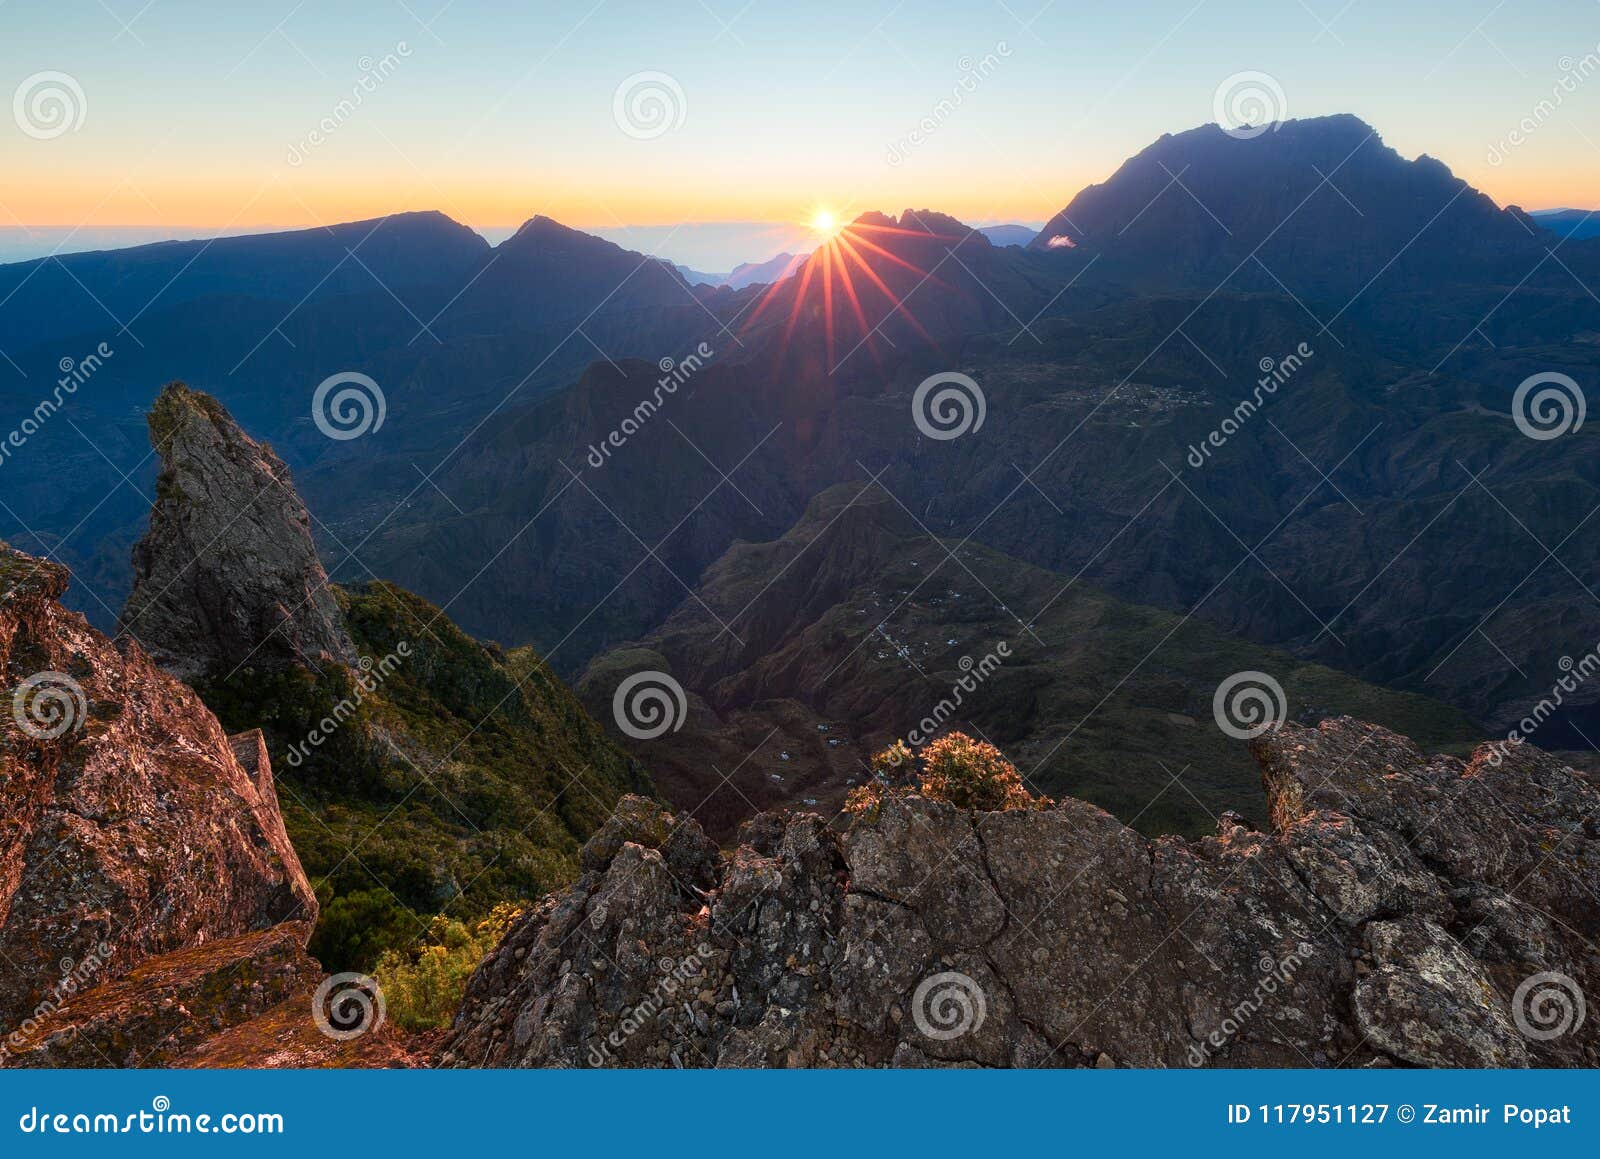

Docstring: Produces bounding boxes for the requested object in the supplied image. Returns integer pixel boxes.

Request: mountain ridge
[577,481,1485,839]
[442,717,1600,1068]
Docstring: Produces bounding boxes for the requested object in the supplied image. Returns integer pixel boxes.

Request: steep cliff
[111,384,646,974]
[0,542,318,1062]
[441,718,1598,1068]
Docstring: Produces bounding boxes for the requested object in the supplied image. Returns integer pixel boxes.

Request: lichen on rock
[441,718,1599,1069]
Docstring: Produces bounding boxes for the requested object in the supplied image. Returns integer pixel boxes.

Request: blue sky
[2,0,1598,267]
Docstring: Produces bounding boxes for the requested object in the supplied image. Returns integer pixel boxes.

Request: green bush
[309,888,424,973]
[374,904,524,1031]
[194,581,649,976]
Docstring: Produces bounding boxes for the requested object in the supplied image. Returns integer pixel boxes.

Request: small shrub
[373,903,524,1031]
[846,731,1051,817]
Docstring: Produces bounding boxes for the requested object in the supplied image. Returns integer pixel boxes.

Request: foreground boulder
[442,719,1599,1068]
[1,541,318,1062]
[119,382,355,681]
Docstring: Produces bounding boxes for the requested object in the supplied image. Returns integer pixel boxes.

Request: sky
[2,0,1599,268]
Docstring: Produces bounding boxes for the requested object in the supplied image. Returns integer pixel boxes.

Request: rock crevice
[442,719,1599,1068]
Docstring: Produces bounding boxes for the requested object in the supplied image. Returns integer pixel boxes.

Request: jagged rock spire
[119,382,355,682]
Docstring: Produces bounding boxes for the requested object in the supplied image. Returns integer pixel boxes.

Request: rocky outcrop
[4,924,319,1068]
[119,382,355,682]
[1,540,318,1058]
[440,718,1599,1068]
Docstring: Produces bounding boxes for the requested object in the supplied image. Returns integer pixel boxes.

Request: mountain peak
[849,208,983,242]
[1030,112,1535,297]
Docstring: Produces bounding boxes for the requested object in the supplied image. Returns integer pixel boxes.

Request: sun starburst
[741,209,959,368]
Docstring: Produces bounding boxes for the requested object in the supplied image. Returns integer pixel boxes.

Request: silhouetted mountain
[0,211,487,355]
[724,251,804,288]
[675,252,804,288]
[978,224,1038,247]
[438,215,697,334]
[674,262,726,285]
[1030,114,1560,300]
[735,210,1076,369]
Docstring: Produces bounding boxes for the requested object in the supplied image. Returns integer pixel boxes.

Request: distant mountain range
[4,114,1599,822]
[976,223,1041,247]
[673,224,1039,288]
[675,251,805,289]
[1532,208,1600,240]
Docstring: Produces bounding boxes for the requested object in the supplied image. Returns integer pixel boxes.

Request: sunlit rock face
[1,541,317,1053]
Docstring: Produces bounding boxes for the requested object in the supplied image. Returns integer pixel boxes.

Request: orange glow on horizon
[0,171,1072,236]
[0,166,1593,240]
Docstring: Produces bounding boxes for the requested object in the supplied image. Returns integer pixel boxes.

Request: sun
[809,208,838,237]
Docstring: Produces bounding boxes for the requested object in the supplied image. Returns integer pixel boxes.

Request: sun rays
[742,212,958,366]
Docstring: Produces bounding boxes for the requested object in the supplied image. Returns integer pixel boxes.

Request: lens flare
[742,210,959,368]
